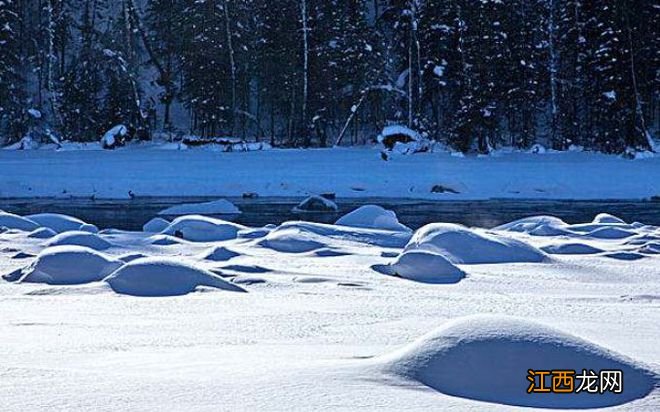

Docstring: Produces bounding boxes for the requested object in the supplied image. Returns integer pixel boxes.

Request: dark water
[1,197,659,231]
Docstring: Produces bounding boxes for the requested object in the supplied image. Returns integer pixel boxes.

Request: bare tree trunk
[300,0,309,146]
[46,0,63,129]
[224,0,237,136]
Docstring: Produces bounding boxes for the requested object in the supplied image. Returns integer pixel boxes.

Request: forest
[0,0,657,153]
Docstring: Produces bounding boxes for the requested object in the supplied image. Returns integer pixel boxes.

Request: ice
[381,315,656,409]
[335,205,411,232]
[26,213,94,234]
[45,231,113,250]
[142,217,171,233]
[372,251,465,284]
[0,211,40,231]
[3,246,122,285]
[160,215,244,242]
[292,195,338,212]
[104,258,246,297]
[158,199,240,217]
[404,223,546,264]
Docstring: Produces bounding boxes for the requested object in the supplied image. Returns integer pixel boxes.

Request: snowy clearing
[0,207,659,410]
[0,147,658,200]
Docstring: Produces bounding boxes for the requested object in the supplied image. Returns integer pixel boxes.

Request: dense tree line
[0,0,657,153]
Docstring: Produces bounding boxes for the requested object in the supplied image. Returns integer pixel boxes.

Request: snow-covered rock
[593,213,626,225]
[148,234,187,246]
[372,251,465,284]
[27,227,58,239]
[45,231,113,250]
[80,223,99,233]
[160,215,244,242]
[377,125,422,149]
[104,258,246,297]
[541,243,604,255]
[405,223,546,264]
[382,315,656,409]
[0,212,40,232]
[258,226,327,253]
[292,196,338,213]
[101,125,127,149]
[200,246,240,262]
[26,213,91,234]
[142,217,170,233]
[158,199,240,217]
[495,216,569,236]
[3,246,123,285]
[335,205,411,232]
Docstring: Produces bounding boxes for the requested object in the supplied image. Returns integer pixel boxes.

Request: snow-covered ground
[0,147,658,200]
[1,207,659,410]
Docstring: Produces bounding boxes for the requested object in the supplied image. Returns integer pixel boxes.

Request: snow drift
[335,205,411,232]
[292,195,338,213]
[104,258,246,297]
[160,215,244,242]
[372,251,465,284]
[158,199,240,217]
[200,246,241,262]
[45,231,112,250]
[26,213,97,234]
[3,246,123,285]
[142,217,170,233]
[0,211,40,232]
[382,315,657,409]
[258,226,328,253]
[405,223,546,264]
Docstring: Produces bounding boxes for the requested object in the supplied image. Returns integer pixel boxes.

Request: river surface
[1,197,659,231]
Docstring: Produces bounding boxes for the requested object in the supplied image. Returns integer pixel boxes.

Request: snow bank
[292,196,338,213]
[104,258,246,297]
[372,251,465,284]
[3,246,122,285]
[26,213,94,234]
[160,215,244,242]
[200,246,240,262]
[158,199,240,217]
[0,212,40,231]
[142,217,170,233]
[382,315,656,409]
[405,223,546,264]
[335,205,411,232]
[45,231,112,250]
[258,226,327,253]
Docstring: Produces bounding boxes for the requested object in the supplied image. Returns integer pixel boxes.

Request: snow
[3,246,122,285]
[104,258,246,297]
[541,243,604,255]
[26,213,92,234]
[380,315,656,409]
[0,211,40,231]
[258,226,328,253]
[158,199,240,217]
[593,212,626,224]
[100,125,127,149]
[292,195,338,212]
[377,125,421,143]
[0,148,658,200]
[160,215,244,242]
[335,205,411,232]
[404,223,547,264]
[200,246,240,262]
[45,231,113,250]
[372,251,465,284]
[142,217,170,233]
[27,227,57,239]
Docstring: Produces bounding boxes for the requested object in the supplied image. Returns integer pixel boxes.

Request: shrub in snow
[45,231,113,250]
[541,243,604,255]
[26,213,91,234]
[372,251,465,284]
[335,205,410,232]
[0,212,40,232]
[101,125,128,149]
[405,223,546,264]
[382,315,656,409]
[3,246,123,285]
[292,196,338,213]
[160,215,244,242]
[592,213,626,225]
[27,227,58,239]
[158,199,240,217]
[200,246,240,262]
[258,226,327,253]
[104,258,246,297]
[142,217,171,233]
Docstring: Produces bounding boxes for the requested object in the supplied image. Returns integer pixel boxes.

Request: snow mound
[604,252,646,261]
[158,199,240,217]
[541,243,604,255]
[258,226,328,253]
[143,217,170,233]
[585,226,636,239]
[118,253,149,263]
[79,223,99,233]
[270,221,411,249]
[26,213,91,234]
[160,215,244,242]
[148,234,187,246]
[3,246,123,285]
[495,216,569,236]
[383,315,656,409]
[27,227,58,239]
[593,213,626,224]
[0,212,40,231]
[405,223,546,264]
[45,231,112,250]
[104,258,246,297]
[335,205,411,232]
[292,196,338,213]
[372,251,465,284]
[200,246,240,262]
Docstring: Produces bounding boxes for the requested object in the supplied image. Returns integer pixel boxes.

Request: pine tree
[0,0,25,142]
